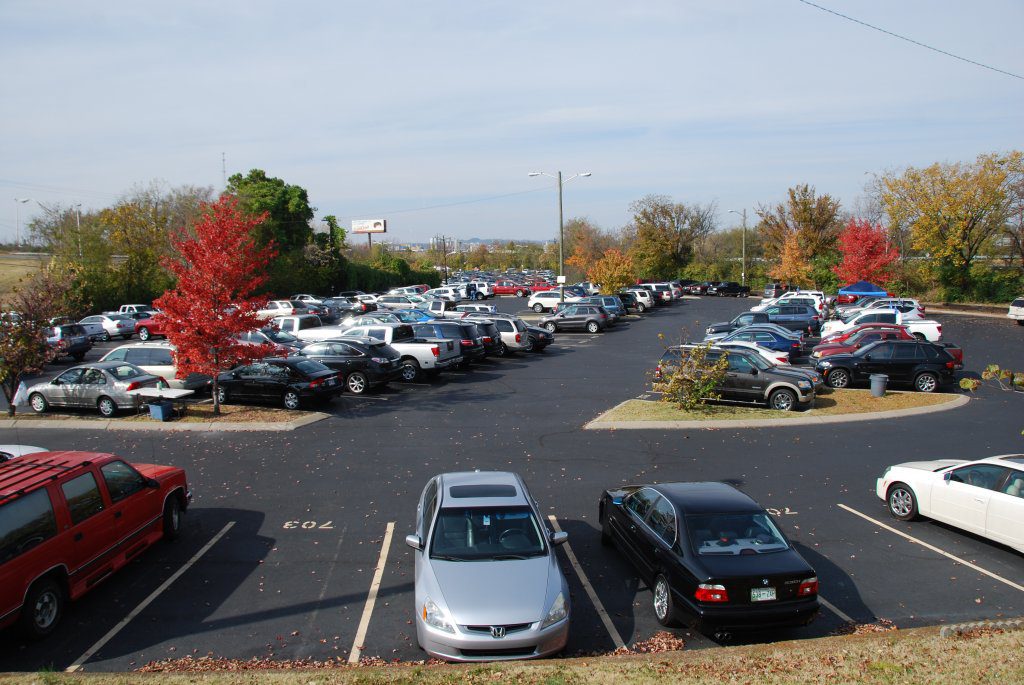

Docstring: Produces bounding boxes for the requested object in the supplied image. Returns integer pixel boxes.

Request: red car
[492,280,532,297]
[528,281,559,292]
[134,314,166,341]
[0,451,190,638]
[811,326,914,359]
[819,322,908,345]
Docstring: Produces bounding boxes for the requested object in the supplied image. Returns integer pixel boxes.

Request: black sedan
[297,338,403,394]
[599,482,818,634]
[525,325,554,352]
[216,357,341,409]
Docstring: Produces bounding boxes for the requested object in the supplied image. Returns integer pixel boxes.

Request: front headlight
[798,380,811,389]
[422,597,455,633]
[819,361,832,368]
[540,592,567,629]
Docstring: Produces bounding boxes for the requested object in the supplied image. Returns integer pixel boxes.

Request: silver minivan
[406,471,570,661]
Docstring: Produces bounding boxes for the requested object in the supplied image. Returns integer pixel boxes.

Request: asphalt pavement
[1,296,1022,671]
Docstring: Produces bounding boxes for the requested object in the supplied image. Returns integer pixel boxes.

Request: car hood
[763,368,812,384]
[431,556,553,625]
[892,459,966,472]
[706,321,735,333]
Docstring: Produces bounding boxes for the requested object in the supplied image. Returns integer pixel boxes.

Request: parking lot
[1,296,1022,671]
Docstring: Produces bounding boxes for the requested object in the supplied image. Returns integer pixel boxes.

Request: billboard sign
[352,219,387,234]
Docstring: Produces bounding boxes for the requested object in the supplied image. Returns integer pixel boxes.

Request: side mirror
[864,354,872,360]
[51,379,61,385]
[146,478,160,489]
[943,472,952,483]
[750,368,758,375]
[405,534,423,550]
[550,531,568,546]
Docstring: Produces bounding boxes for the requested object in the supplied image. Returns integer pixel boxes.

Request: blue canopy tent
[838,280,887,297]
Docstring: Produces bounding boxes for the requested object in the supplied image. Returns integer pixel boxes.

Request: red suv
[0,451,190,638]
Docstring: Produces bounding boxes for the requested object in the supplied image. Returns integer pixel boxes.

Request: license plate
[325,378,335,386]
[751,587,776,602]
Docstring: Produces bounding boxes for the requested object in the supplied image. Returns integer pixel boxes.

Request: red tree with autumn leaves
[154,196,277,414]
[832,218,898,286]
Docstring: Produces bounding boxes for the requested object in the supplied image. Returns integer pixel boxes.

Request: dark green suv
[654,345,815,411]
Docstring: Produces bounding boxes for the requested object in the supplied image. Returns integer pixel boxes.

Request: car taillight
[460,339,472,347]
[125,381,142,391]
[431,345,440,357]
[359,303,367,312]
[515,333,522,343]
[798,577,819,596]
[792,342,800,348]
[654,364,662,380]
[937,324,942,335]
[945,360,955,369]
[695,584,729,603]
[308,377,323,388]
[482,336,492,343]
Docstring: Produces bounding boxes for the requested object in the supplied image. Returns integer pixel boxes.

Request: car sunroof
[449,484,517,498]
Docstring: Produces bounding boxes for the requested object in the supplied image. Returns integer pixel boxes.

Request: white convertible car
[876,454,1024,553]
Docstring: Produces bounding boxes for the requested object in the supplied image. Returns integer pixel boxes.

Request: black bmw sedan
[599,482,818,634]
[216,357,341,409]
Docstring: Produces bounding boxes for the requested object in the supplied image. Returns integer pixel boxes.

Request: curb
[940,618,1024,638]
[927,307,1013,321]
[0,411,332,432]
[584,394,969,430]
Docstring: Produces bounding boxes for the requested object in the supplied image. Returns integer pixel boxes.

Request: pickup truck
[820,309,943,341]
[707,281,751,297]
[118,304,155,315]
[337,322,461,381]
[423,299,470,319]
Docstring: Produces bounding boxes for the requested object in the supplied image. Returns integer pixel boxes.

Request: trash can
[870,374,888,398]
[148,400,174,421]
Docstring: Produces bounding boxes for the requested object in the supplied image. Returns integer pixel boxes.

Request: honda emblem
[762,578,770,586]
[490,626,506,639]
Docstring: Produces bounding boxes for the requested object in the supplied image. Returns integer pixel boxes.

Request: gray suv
[655,345,815,411]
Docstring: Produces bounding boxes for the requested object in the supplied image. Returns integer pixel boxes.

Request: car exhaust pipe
[713,630,733,643]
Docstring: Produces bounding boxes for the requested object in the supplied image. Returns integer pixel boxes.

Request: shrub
[652,341,730,411]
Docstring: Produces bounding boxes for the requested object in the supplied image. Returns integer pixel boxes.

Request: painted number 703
[283,520,335,530]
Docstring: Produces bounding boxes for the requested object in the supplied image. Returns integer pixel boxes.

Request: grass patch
[7,625,1019,684]
[598,389,959,423]
[9,402,308,424]
[0,254,46,303]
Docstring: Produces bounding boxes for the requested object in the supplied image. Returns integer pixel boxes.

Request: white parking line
[838,504,1024,593]
[547,515,626,650]
[348,522,395,664]
[65,521,235,673]
[817,596,854,623]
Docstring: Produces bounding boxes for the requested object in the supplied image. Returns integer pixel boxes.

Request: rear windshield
[687,513,789,555]
[369,343,401,359]
[60,325,87,336]
[110,364,145,380]
[392,325,414,342]
[1013,298,1024,307]
[293,359,328,374]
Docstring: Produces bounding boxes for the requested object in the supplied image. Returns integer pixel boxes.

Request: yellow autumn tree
[587,249,635,294]
[881,151,1023,289]
[770,232,811,287]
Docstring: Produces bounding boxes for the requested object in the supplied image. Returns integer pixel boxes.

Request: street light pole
[13,198,30,248]
[528,171,591,302]
[729,208,747,286]
[74,203,83,258]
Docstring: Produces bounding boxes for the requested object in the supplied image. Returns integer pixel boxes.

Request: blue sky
[2,1,1022,244]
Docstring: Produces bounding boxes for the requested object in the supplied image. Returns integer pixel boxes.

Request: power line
[796,0,1024,81]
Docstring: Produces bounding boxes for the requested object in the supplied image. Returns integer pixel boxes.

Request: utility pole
[729,208,747,286]
[222,152,227,187]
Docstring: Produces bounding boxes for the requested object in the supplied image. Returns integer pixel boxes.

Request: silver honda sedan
[405,471,570,661]
[26,361,161,417]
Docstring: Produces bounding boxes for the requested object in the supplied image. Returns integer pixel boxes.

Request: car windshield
[292,359,328,374]
[110,364,145,380]
[264,328,298,343]
[687,513,789,555]
[430,506,546,561]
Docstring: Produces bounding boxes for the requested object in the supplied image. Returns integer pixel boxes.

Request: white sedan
[0,444,47,462]
[876,454,1024,553]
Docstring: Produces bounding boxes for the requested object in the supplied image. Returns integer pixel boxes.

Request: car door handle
[74,532,83,541]
[974,498,985,503]
[114,511,122,519]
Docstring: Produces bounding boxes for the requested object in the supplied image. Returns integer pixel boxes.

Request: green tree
[881,151,1023,294]
[226,169,315,251]
[322,215,348,251]
[627,196,717,280]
